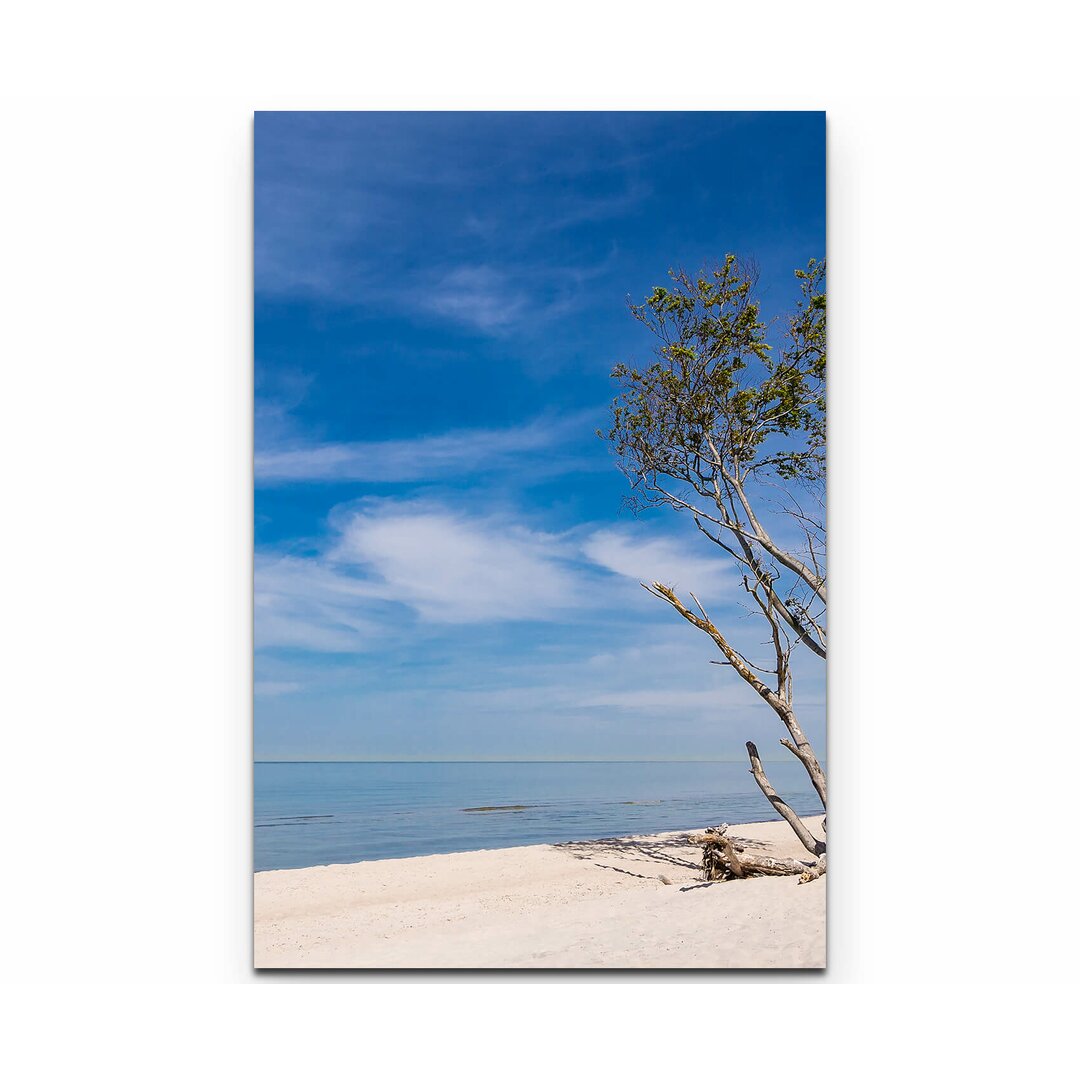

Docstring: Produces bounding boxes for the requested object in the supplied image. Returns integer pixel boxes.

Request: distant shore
[254,815,825,969]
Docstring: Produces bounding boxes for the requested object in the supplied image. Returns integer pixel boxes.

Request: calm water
[254,760,824,871]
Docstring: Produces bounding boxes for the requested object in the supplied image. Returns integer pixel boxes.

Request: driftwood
[797,857,826,883]
[688,826,825,884]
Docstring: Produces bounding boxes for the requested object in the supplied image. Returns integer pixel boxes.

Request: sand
[254,816,825,969]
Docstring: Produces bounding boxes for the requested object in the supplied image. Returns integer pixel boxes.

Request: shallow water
[254,760,824,871]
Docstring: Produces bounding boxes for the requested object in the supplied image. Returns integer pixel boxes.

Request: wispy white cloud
[256,499,592,650]
[329,501,582,624]
[256,503,747,653]
[582,528,732,595]
[418,251,620,334]
[254,368,316,447]
[424,265,526,331]
[255,113,652,316]
[255,554,382,652]
[255,409,603,485]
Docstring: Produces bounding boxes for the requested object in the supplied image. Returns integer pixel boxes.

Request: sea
[254,760,825,872]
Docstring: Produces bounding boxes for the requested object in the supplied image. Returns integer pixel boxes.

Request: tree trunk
[746,741,826,856]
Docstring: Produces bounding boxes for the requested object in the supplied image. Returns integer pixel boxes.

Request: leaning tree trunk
[746,741,825,856]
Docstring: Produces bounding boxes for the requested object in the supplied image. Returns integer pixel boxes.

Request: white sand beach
[254,816,825,969]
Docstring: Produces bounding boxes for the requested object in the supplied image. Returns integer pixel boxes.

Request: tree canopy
[608,253,825,494]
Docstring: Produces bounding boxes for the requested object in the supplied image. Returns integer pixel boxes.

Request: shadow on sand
[553,829,779,882]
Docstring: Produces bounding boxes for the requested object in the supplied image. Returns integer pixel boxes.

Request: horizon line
[253,758,809,764]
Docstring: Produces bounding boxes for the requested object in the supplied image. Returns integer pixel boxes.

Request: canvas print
[254,112,826,969]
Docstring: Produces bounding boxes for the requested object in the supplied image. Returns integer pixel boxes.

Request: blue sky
[254,112,825,761]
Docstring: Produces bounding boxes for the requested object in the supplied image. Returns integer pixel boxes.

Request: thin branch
[723,466,828,603]
[779,739,827,811]
[694,513,826,659]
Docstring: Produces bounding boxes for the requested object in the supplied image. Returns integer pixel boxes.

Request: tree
[604,255,827,876]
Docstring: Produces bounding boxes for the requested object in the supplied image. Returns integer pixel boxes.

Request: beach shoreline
[255,815,826,969]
